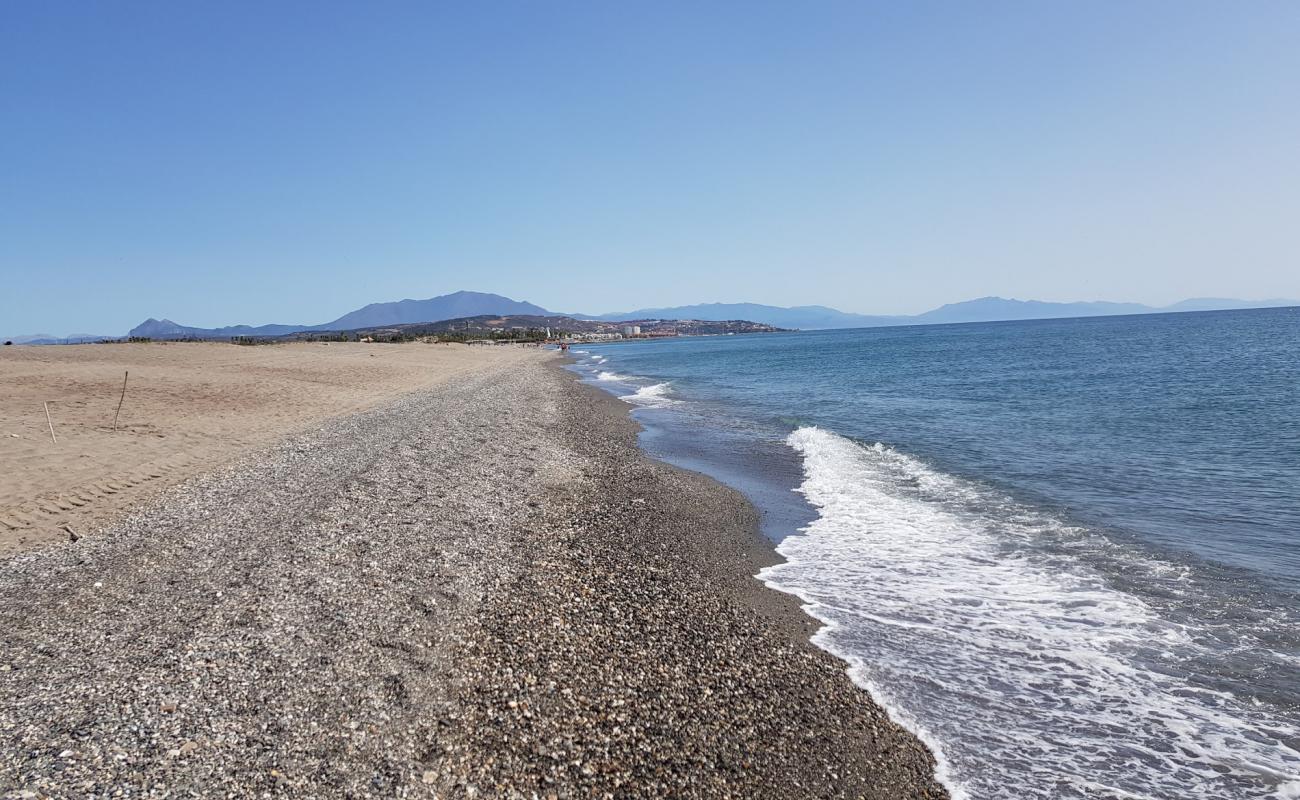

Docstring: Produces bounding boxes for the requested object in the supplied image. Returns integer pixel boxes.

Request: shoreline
[560,360,840,657]
[565,356,964,793]
[0,348,945,797]
[443,357,946,796]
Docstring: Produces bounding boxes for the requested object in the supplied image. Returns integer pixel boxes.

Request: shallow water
[570,308,1300,799]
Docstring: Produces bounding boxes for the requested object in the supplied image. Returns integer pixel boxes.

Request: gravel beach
[0,350,945,798]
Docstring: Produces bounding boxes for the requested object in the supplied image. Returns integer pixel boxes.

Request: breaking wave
[620,382,677,408]
[760,426,1300,800]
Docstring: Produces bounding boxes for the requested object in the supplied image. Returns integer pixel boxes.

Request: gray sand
[0,353,945,798]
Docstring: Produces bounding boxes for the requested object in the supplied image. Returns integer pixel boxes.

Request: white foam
[620,382,677,408]
[595,370,634,382]
[761,426,1300,800]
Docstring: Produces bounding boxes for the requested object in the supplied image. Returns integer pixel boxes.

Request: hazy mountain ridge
[4,333,117,345]
[11,292,1297,343]
[913,297,1153,324]
[1161,297,1299,312]
[128,319,310,339]
[586,296,1298,329]
[581,302,908,329]
[123,291,547,340]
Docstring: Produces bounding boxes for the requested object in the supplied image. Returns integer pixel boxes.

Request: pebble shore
[0,352,946,798]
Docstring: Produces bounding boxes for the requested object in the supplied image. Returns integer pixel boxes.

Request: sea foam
[620,382,677,408]
[761,426,1300,800]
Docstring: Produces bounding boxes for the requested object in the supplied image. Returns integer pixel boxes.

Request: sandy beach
[0,342,533,556]
[0,343,944,798]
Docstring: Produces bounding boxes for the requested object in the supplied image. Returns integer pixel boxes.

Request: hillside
[320,314,788,339]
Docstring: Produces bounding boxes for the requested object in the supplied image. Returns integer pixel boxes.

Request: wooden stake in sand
[44,402,57,444]
[113,370,129,431]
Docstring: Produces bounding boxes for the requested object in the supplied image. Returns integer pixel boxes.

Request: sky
[3,1,1299,335]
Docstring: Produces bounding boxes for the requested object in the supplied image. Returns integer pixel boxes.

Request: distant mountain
[583,298,1151,328]
[587,296,1298,329]
[1160,297,1298,313]
[913,297,1152,325]
[584,302,906,330]
[128,318,308,339]
[99,291,1300,342]
[4,333,115,345]
[912,296,1299,324]
[128,291,552,339]
[5,333,58,344]
[333,314,786,338]
[321,291,549,330]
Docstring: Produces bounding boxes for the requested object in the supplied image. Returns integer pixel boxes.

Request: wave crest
[620,382,677,408]
[763,426,1300,799]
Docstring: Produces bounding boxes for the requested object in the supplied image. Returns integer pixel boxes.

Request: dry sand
[0,341,533,556]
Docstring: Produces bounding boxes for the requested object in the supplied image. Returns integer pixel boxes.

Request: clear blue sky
[3,1,1298,335]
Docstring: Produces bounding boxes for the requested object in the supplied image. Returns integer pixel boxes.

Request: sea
[568,307,1300,800]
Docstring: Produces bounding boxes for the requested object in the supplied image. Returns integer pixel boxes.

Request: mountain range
[577,296,1298,329]
[6,292,1297,343]
[4,333,117,345]
[580,303,906,329]
[125,291,549,340]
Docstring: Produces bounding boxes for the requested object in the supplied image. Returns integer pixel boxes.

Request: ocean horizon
[572,306,1300,800]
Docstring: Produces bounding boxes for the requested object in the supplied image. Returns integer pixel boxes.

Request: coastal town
[293,314,790,344]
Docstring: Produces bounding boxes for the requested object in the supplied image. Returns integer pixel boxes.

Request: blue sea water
[570,307,1300,800]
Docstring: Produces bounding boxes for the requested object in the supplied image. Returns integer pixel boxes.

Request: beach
[0,343,944,798]
[0,342,534,556]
